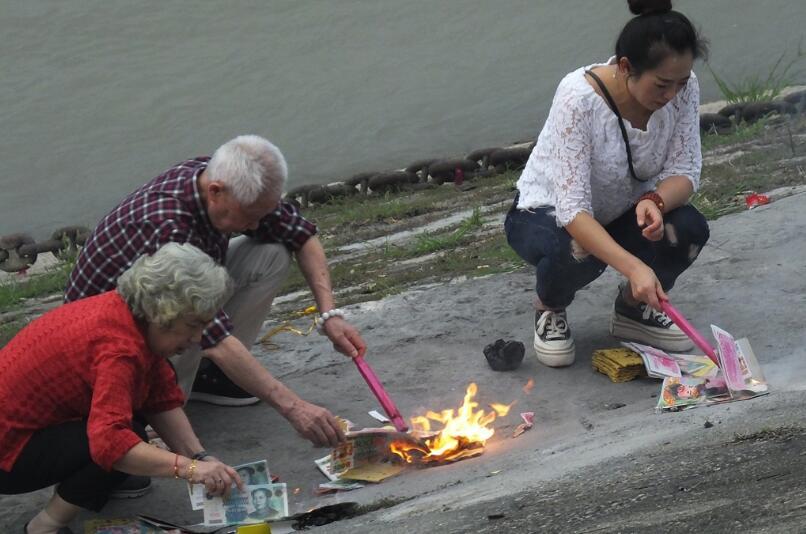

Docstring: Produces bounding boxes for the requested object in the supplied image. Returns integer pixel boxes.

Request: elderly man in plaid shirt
[66,135,365,455]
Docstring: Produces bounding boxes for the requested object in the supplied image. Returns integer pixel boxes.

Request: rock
[304,183,356,205]
[488,146,532,173]
[737,101,797,124]
[466,147,501,168]
[784,89,806,112]
[368,171,417,194]
[285,184,319,207]
[700,113,735,135]
[483,339,525,371]
[404,159,437,183]
[427,158,479,184]
[718,102,745,119]
[345,172,377,194]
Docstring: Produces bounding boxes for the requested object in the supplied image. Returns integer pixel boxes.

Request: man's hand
[636,199,664,241]
[322,316,367,359]
[283,398,346,447]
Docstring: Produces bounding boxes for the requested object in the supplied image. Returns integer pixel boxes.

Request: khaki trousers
[169,237,292,397]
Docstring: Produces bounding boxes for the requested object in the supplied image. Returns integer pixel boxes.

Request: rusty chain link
[285,140,538,208]
[0,226,89,273]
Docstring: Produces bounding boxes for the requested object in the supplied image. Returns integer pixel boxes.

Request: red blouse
[0,291,185,472]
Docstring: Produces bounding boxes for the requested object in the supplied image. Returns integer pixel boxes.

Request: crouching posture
[0,244,245,533]
[506,0,710,366]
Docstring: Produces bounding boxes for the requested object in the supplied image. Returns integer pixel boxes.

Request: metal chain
[286,140,537,207]
[0,226,89,273]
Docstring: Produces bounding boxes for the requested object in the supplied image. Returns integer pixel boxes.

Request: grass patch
[275,231,524,318]
[307,171,518,247]
[707,45,805,104]
[701,118,773,151]
[409,207,484,255]
[311,191,451,227]
[0,260,73,311]
[696,115,806,219]
[0,318,28,347]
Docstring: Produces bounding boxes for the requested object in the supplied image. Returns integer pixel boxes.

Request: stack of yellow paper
[592,347,646,383]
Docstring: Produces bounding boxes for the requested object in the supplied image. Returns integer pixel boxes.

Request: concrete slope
[1,193,803,532]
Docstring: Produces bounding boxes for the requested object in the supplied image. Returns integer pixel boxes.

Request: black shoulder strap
[585,69,646,182]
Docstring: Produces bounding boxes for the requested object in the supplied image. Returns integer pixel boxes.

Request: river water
[1,0,804,237]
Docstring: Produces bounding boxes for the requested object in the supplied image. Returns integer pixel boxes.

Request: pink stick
[660,300,720,366]
[352,356,409,432]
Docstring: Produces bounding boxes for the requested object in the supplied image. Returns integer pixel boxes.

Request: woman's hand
[627,263,668,311]
[190,459,244,497]
[636,199,664,241]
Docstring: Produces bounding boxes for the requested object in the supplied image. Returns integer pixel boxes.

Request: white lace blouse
[516,58,702,226]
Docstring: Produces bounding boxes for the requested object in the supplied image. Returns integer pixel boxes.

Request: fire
[390,383,513,464]
[522,378,535,394]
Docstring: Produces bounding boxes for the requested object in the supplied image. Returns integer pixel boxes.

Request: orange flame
[390,383,508,464]
[522,378,535,394]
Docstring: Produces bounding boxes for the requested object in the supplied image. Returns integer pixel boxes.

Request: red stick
[352,356,409,432]
[660,300,720,366]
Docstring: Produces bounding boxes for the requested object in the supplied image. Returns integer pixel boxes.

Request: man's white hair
[207,135,287,205]
[117,243,233,327]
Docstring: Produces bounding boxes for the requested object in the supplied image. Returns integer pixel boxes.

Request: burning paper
[512,412,535,438]
[322,382,517,487]
[390,383,513,464]
[522,378,535,394]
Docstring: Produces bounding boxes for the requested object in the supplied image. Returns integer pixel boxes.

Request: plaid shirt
[65,156,317,348]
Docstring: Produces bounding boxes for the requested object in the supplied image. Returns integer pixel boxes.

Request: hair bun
[628,0,672,15]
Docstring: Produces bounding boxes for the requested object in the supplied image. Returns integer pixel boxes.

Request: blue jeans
[504,196,710,309]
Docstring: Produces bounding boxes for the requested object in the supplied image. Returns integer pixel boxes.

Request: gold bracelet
[186,458,197,482]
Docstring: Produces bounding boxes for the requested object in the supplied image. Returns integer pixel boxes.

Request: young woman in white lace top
[505,0,710,367]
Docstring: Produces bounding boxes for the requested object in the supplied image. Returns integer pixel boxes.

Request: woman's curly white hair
[117,243,233,327]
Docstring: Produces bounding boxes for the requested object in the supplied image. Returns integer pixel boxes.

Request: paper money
[203,483,288,527]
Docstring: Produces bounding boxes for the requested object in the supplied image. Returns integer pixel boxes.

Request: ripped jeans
[504,199,710,310]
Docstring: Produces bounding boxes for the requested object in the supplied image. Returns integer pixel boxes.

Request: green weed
[701,118,772,151]
[0,259,74,311]
[707,44,805,104]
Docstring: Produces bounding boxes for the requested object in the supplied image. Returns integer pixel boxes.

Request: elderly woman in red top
[0,243,245,534]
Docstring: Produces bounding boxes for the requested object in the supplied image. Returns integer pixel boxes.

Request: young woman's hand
[627,263,668,311]
[191,459,244,497]
[636,199,664,241]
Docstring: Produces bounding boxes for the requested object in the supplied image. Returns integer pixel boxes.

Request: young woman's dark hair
[616,0,709,77]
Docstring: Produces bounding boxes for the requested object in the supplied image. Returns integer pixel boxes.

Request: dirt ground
[2,187,803,533]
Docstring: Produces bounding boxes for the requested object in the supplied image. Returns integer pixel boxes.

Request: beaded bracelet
[315,308,345,334]
[638,191,665,213]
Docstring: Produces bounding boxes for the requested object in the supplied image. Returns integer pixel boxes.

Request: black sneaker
[533,310,575,367]
[610,290,693,352]
[110,475,152,499]
[189,364,260,407]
